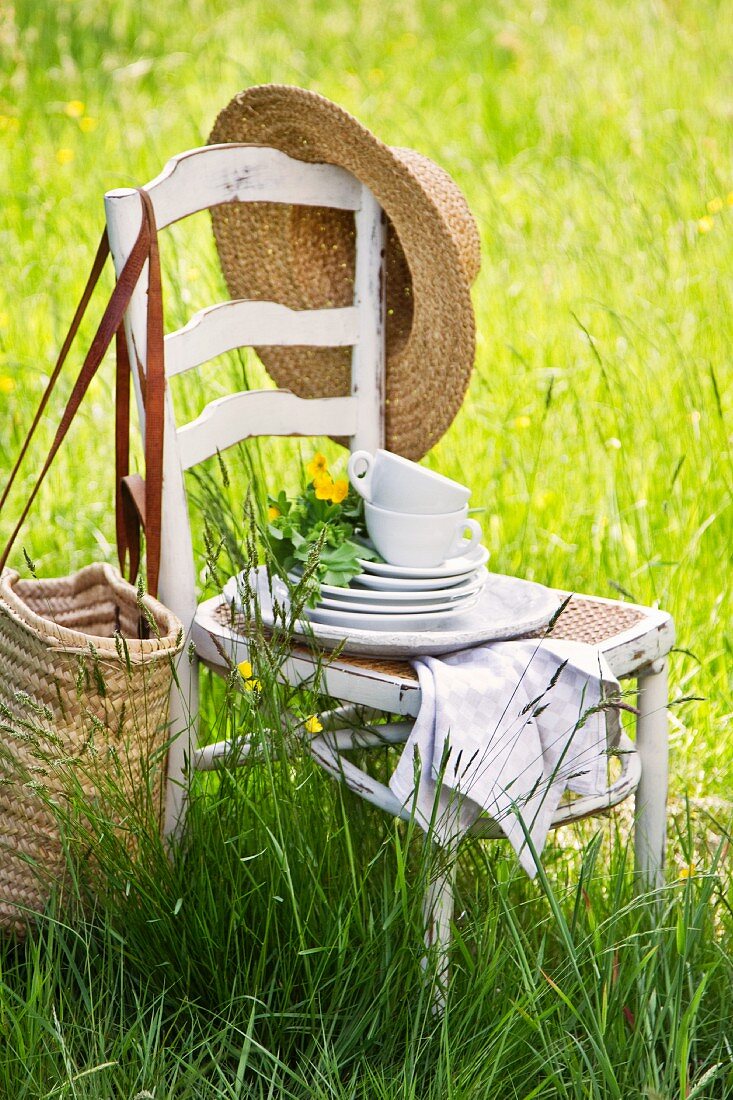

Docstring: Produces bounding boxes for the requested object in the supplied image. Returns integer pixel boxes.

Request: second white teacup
[364,502,482,568]
[348,449,470,514]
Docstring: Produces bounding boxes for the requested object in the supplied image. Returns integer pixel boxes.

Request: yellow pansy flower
[0,376,14,394]
[314,473,336,500]
[330,478,349,504]
[64,100,85,118]
[267,505,280,521]
[304,715,323,734]
[306,452,329,480]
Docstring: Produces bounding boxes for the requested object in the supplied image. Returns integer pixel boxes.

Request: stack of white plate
[290,545,490,632]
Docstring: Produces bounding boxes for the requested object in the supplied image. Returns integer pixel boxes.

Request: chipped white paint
[165,301,360,377]
[105,186,198,837]
[104,145,386,838]
[350,184,386,454]
[634,661,670,889]
[177,391,359,471]
[106,145,672,996]
[105,144,362,231]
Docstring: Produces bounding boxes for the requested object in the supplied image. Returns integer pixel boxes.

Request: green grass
[1,0,732,1095]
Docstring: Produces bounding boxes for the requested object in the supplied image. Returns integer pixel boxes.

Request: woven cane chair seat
[199,590,672,716]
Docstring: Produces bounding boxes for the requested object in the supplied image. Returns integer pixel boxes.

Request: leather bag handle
[0,189,165,598]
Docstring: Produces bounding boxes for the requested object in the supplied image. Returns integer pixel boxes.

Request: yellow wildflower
[0,376,14,394]
[707,196,723,214]
[513,415,531,430]
[678,862,696,879]
[307,452,329,480]
[64,100,85,118]
[237,659,261,693]
[0,116,19,133]
[78,116,98,133]
[267,505,280,522]
[304,715,323,734]
[56,148,74,165]
[330,478,349,504]
[697,216,714,234]
[727,192,733,207]
[314,473,336,501]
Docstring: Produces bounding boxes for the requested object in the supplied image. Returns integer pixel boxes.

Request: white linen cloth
[389,639,621,877]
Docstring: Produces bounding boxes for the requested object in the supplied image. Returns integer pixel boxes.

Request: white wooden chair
[105,144,674,983]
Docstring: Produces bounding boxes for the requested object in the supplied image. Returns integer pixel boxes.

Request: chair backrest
[104,144,386,630]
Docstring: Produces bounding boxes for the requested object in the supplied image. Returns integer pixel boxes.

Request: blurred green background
[1,0,731,796]
[1,5,732,1097]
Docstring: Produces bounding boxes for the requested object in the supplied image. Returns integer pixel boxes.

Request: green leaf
[261,460,378,589]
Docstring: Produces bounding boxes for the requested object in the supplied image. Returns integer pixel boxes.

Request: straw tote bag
[0,191,183,933]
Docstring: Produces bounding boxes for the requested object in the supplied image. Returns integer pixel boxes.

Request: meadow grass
[0,0,732,1095]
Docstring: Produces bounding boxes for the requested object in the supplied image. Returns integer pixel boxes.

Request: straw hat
[208,85,481,460]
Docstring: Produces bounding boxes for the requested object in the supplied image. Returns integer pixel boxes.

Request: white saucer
[304,595,480,631]
[352,569,479,592]
[316,589,481,616]
[356,544,489,580]
[291,567,488,605]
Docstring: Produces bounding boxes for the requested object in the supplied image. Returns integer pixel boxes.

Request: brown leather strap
[119,473,147,584]
[0,193,164,595]
[115,325,132,575]
[0,231,110,515]
[138,190,165,600]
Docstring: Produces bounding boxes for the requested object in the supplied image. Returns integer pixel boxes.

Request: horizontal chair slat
[105,145,362,230]
[177,390,359,470]
[165,301,360,377]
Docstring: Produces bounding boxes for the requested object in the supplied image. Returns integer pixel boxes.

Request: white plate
[289,567,488,604]
[316,589,481,616]
[303,595,481,631]
[357,544,489,580]
[222,567,562,656]
[351,569,479,592]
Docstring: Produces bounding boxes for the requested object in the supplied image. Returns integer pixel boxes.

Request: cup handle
[448,518,482,558]
[347,450,374,501]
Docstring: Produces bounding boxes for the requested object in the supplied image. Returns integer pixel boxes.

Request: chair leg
[634,659,669,889]
[421,840,458,1014]
[163,652,199,839]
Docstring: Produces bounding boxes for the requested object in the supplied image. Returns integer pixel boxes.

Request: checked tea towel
[389,639,622,876]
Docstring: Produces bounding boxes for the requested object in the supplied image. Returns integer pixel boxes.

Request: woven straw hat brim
[208,85,481,460]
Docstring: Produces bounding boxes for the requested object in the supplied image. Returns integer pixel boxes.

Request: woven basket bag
[0,564,182,933]
[0,191,183,932]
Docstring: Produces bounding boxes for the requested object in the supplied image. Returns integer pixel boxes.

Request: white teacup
[348,449,470,515]
[364,502,482,568]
